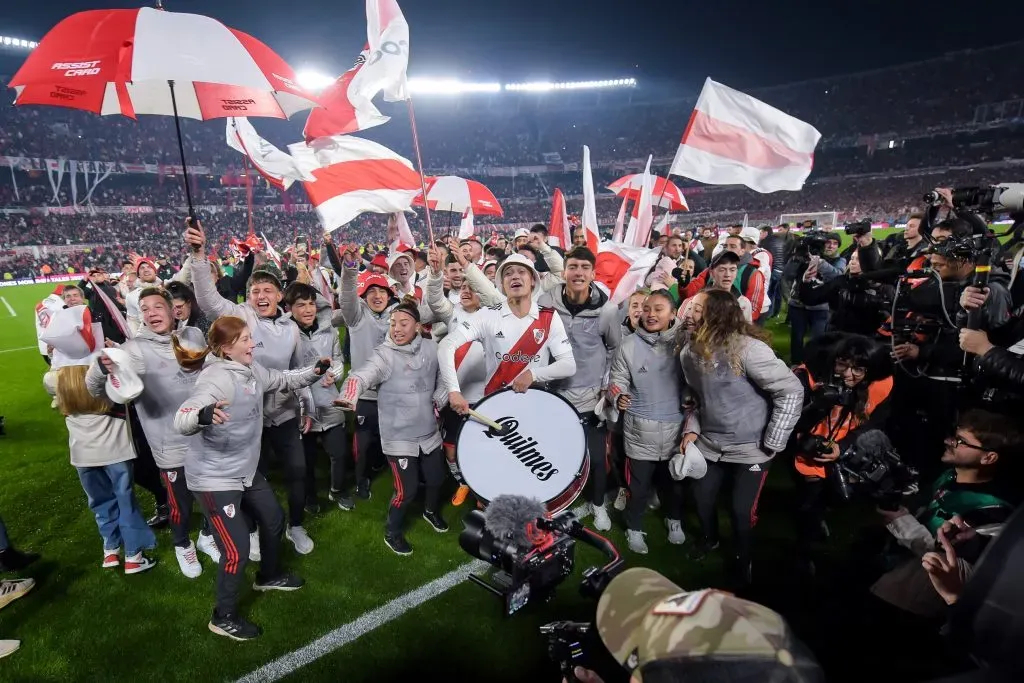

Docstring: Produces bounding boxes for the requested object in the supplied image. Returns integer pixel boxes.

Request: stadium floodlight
[505,78,636,92]
[295,69,336,92]
[407,78,502,95]
[0,35,36,50]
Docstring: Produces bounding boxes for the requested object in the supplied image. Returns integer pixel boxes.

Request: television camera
[459,495,624,617]
[830,430,919,510]
[922,183,1024,214]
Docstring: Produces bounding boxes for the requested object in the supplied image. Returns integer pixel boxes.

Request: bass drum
[456,388,588,513]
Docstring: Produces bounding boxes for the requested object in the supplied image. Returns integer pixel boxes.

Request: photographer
[958,285,1024,413]
[869,409,1021,619]
[789,335,893,572]
[786,233,846,362]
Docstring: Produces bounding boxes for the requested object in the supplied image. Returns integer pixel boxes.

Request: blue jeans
[77,462,156,555]
[0,514,9,551]
[789,306,830,364]
[768,270,784,318]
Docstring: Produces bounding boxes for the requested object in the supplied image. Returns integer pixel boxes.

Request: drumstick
[466,409,510,435]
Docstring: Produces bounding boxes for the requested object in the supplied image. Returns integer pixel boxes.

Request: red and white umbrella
[8,6,320,218]
[9,7,319,120]
[608,173,689,211]
[413,176,504,216]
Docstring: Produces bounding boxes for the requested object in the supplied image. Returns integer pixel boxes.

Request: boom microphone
[854,429,893,459]
[483,494,547,548]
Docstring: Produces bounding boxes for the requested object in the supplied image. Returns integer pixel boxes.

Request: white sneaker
[666,519,686,545]
[591,504,612,532]
[174,542,202,579]
[647,491,661,511]
[613,488,628,512]
[196,532,221,565]
[249,531,261,562]
[626,529,648,554]
[286,526,315,555]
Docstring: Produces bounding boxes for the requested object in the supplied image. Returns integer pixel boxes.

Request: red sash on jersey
[454,341,472,370]
[483,308,554,396]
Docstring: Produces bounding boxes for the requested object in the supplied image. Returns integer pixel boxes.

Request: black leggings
[386,448,446,533]
[259,419,307,527]
[354,400,384,483]
[625,459,683,530]
[160,466,212,548]
[302,423,351,496]
[195,472,285,618]
[690,459,770,565]
[582,413,608,506]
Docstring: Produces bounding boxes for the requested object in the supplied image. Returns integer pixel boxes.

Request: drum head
[456,388,588,512]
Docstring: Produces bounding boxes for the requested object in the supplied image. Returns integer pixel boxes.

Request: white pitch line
[0,296,15,317]
[236,559,489,683]
[0,346,36,354]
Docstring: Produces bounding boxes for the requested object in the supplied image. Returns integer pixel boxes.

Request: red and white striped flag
[227,117,313,190]
[580,145,600,252]
[669,78,821,193]
[303,48,389,139]
[596,242,660,306]
[289,136,421,232]
[623,156,654,247]
[458,209,475,239]
[549,188,570,249]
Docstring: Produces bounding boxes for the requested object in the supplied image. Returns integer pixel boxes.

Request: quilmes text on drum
[456,388,589,512]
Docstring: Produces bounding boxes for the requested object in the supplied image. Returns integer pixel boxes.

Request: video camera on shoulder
[794,228,832,259]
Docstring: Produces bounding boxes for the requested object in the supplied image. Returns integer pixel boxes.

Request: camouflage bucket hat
[596,568,821,682]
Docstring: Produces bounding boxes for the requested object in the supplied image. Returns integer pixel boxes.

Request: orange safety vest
[794,368,894,478]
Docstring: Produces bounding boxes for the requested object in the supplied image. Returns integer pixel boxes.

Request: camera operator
[785,233,846,362]
[958,286,1024,414]
[868,409,1021,619]
[883,213,930,268]
[789,335,893,573]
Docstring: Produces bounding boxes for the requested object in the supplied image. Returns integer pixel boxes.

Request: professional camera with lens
[459,495,623,617]
[844,218,873,237]
[923,184,1024,213]
[831,430,919,510]
[793,228,831,259]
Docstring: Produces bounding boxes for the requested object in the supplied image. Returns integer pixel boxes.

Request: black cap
[709,250,741,269]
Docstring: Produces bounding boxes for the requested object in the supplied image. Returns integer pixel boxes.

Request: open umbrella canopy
[608,173,689,211]
[8,7,319,120]
[412,175,503,216]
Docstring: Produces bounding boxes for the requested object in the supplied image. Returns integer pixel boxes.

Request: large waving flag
[623,156,654,247]
[303,49,389,139]
[303,0,409,139]
[549,188,570,249]
[669,78,821,193]
[611,195,628,243]
[289,136,421,232]
[227,117,313,190]
[596,242,660,306]
[580,146,600,252]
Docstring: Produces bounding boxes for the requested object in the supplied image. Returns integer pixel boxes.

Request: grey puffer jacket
[295,304,347,432]
[609,325,684,461]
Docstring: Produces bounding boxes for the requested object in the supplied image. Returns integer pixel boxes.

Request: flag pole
[404,86,435,246]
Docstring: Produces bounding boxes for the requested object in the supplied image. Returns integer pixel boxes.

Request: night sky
[1,0,1021,90]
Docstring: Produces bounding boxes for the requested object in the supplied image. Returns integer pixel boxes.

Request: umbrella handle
[167,79,200,252]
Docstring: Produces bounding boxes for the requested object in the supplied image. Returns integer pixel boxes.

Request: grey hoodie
[333,265,397,402]
[294,304,347,432]
[608,325,684,461]
[537,284,622,413]
[85,325,201,469]
[174,356,320,492]
[680,337,803,463]
[188,253,312,426]
[341,334,446,457]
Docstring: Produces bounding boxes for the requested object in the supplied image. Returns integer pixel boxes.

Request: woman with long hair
[174,315,332,641]
[679,290,803,585]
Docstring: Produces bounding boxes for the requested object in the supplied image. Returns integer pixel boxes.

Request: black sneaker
[253,572,305,592]
[0,548,40,573]
[209,612,261,641]
[384,531,413,556]
[304,497,321,514]
[689,538,720,561]
[355,479,372,500]
[146,505,169,528]
[329,490,355,511]
[422,511,449,533]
